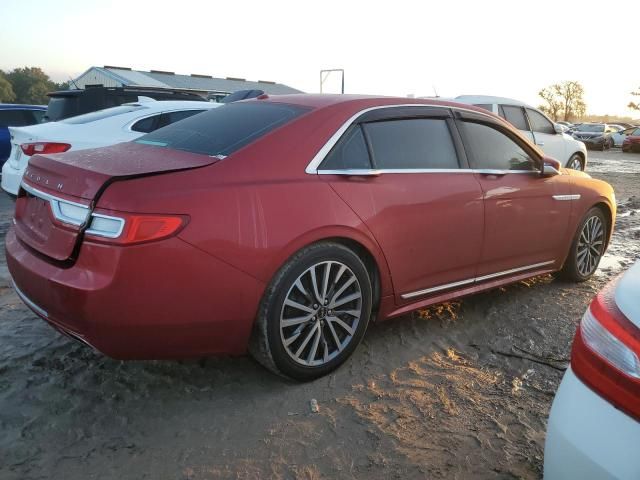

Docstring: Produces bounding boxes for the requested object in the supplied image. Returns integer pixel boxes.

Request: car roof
[255,93,496,114]
[0,104,47,110]
[454,95,534,108]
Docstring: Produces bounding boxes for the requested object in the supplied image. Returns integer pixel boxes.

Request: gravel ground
[1,149,639,480]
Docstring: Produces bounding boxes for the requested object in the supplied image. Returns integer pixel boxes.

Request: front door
[456,117,572,278]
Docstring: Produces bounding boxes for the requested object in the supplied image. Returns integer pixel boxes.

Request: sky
[1,0,637,117]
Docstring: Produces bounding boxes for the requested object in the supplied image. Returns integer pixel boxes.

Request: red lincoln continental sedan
[6,95,616,380]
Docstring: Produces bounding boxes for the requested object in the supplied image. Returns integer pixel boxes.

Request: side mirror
[554,124,565,134]
[542,157,561,177]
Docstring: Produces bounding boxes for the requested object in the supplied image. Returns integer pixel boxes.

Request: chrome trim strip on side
[552,194,581,201]
[474,260,556,282]
[400,260,556,300]
[12,281,48,317]
[317,168,539,176]
[401,278,476,299]
[305,104,500,174]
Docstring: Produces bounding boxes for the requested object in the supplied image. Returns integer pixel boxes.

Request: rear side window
[0,109,32,127]
[320,126,371,170]
[461,121,537,171]
[500,105,529,131]
[136,102,309,157]
[363,119,459,169]
[131,114,161,133]
[526,108,555,135]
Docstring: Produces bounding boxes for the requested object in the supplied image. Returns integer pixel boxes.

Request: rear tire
[559,207,607,282]
[249,242,372,381]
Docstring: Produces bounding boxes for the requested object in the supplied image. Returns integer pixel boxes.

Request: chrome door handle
[536,142,545,146]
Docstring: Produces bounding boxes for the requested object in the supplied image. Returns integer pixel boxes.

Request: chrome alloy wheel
[577,215,605,276]
[569,155,583,170]
[279,261,363,367]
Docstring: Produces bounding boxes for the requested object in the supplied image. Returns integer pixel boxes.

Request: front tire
[559,207,607,282]
[249,242,372,381]
[567,153,584,171]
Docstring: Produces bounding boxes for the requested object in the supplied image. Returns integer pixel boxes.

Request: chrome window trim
[13,281,48,317]
[305,104,501,175]
[400,260,556,300]
[552,194,581,201]
[317,168,540,176]
[21,181,90,226]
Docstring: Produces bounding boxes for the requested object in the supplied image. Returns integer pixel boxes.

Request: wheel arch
[592,200,614,250]
[567,151,585,170]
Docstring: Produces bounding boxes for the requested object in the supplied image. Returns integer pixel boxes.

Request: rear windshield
[62,104,147,124]
[135,102,310,157]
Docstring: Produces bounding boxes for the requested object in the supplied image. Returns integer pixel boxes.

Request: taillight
[572,279,640,421]
[84,211,187,245]
[20,142,71,156]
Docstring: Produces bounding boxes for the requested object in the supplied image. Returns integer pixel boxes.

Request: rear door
[456,113,572,278]
[319,107,485,302]
[525,108,567,162]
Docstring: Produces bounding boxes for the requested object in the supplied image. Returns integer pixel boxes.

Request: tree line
[538,80,640,122]
[0,67,69,105]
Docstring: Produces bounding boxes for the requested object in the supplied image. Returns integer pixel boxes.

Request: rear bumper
[544,368,640,480]
[5,227,265,359]
[1,160,24,196]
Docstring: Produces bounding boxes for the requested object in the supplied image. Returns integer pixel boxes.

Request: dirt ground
[1,150,639,480]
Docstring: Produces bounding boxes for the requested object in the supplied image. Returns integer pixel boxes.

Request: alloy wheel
[576,215,605,276]
[569,155,582,170]
[279,261,363,366]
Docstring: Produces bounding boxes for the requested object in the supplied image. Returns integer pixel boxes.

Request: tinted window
[62,104,146,124]
[45,96,79,121]
[159,109,205,128]
[0,109,31,127]
[136,102,309,157]
[526,108,555,135]
[473,104,493,112]
[500,105,529,131]
[320,126,371,170]
[30,110,46,124]
[131,114,161,133]
[363,119,459,169]
[462,121,537,171]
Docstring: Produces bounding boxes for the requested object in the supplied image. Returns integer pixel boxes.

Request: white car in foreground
[1,99,219,195]
[455,95,588,170]
[544,261,640,479]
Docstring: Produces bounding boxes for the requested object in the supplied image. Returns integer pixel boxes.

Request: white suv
[455,95,587,170]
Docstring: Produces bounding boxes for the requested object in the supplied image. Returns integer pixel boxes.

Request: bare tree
[538,81,587,121]
[629,87,640,111]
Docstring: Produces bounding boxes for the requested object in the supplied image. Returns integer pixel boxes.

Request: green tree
[5,67,57,104]
[0,70,16,102]
[538,81,587,121]
[629,87,640,111]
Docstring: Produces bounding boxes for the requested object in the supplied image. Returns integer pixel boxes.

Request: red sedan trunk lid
[14,142,217,261]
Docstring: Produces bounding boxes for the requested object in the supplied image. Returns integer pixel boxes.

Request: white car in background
[611,126,640,147]
[544,261,640,479]
[455,95,588,170]
[1,99,219,195]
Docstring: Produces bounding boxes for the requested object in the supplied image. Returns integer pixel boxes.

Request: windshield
[575,124,605,133]
[135,102,310,157]
[62,104,147,125]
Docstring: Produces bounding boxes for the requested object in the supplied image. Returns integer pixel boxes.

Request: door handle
[536,142,545,146]
[475,169,508,176]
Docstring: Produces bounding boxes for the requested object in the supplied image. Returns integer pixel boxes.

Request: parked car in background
[44,86,206,122]
[611,122,636,129]
[455,95,587,170]
[611,126,640,147]
[544,261,640,479]
[556,121,573,128]
[6,95,616,380]
[0,104,46,166]
[1,100,218,195]
[570,123,618,151]
[622,128,640,152]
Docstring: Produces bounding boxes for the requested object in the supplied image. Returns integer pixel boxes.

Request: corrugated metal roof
[77,67,303,95]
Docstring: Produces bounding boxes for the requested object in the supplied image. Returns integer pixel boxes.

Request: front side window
[320,126,371,170]
[461,121,538,171]
[500,105,529,131]
[526,108,555,135]
[362,118,459,169]
[135,102,310,157]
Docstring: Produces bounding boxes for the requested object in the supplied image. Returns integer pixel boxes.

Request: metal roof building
[73,66,303,97]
